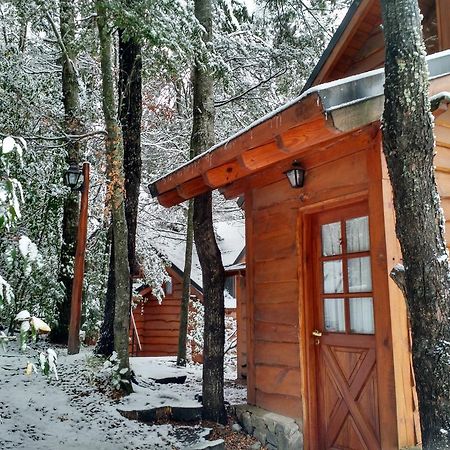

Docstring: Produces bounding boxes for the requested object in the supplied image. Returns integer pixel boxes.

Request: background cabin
[130,222,245,361]
[149,1,450,449]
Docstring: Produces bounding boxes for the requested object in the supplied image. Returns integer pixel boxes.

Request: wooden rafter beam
[220,125,378,200]
[154,93,324,195]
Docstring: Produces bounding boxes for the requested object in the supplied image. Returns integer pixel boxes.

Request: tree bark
[95,234,115,356]
[177,199,194,367]
[192,0,227,424]
[53,0,82,343]
[96,0,131,380]
[118,29,142,278]
[95,27,142,358]
[381,1,450,447]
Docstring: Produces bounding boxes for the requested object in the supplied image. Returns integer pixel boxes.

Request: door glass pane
[324,298,345,332]
[323,260,343,293]
[348,256,372,292]
[322,222,342,256]
[350,297,374,334]
[346,216,369,253]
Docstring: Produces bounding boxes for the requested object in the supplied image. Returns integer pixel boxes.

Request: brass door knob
[312,329,323,337]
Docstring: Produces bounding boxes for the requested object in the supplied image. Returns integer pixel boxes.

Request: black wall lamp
[284,160,305,188]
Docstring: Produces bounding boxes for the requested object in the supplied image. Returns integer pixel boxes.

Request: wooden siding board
[254,322,299,343]
[254,258,298,283]
[255,365,302,397]
[254,303,299,326]
[254,281,300,304]
[255,390,302,419]
[254,342,300,367]
[245,191,256,403]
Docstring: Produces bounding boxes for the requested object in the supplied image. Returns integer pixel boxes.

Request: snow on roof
[150,50,450,194]
[148,221,245,291]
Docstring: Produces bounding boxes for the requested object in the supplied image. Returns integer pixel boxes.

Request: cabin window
[321,221,342,256]
[349,297,374,334]
[324,298,345,332]
[165,279,173,295]
[320,215,374,335]
[348,256,372,292]
[224,276,236,298]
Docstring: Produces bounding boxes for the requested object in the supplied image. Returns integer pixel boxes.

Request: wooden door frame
[298,191,369,450]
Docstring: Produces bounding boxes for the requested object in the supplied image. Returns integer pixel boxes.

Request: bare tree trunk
[96,26,142,358]
[119,29,142,278]
[381,1,450,447]
[96,1,131,382]
[53,0,83,344]
[95,233,115,356]
[177,199,194,367]
[192,0,227,424]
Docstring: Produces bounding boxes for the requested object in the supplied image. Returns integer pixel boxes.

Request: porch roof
[149,50,450,207]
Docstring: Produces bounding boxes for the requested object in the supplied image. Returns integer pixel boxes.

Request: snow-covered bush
[0,136,24,311]
[97,352,131,391]
[187,296,204,363]
[15,309,51,351]
[38,348,58,380]
[0,135,63,330]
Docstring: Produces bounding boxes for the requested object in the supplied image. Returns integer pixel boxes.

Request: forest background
[0,0,351,342]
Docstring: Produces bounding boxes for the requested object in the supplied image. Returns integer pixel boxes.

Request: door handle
[312,329,322,337]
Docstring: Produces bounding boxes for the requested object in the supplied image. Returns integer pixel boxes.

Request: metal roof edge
[320,50,450,114]
[149,50,450,197]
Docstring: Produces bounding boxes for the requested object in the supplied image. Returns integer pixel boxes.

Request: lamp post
[65,162,90,355]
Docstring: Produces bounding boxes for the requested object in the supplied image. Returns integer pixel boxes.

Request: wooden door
[312,203,381,450]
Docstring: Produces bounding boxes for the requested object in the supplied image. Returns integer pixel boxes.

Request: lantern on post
[284,160,305,188]
[63,161,84,191]
[64,162,90,355]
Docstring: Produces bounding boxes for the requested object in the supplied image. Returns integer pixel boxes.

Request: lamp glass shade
[285,165,305,188]
[64,163,83,190]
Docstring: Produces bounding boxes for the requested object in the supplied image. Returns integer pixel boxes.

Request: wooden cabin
[131,222,245,359]
[130,266,202,357]
[148,1,450,449]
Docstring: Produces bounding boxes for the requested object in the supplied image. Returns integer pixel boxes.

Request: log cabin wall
[435,107,450,239]
[244,134,375,421]
[131,269,185,357]
[236,273,248,379]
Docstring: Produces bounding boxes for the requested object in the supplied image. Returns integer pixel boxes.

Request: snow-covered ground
[0,346,247,449]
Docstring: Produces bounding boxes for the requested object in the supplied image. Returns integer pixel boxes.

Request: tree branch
[214,68,286,107]
[0,130,106,142]
[45,11,79,80]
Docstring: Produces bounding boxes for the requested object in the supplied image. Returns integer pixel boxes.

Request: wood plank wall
[435,110,450,250]
[236,274,248,379]
[246,143,371,420]
[131,276,183,356]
